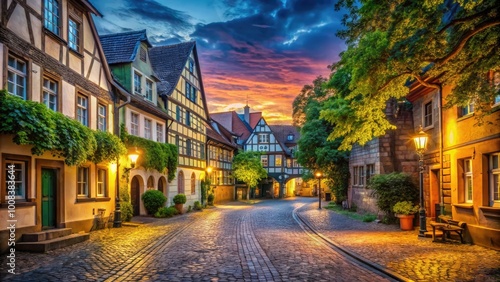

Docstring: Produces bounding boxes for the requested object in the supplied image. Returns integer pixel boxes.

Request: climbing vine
[0,90,125,166]
[120,123,178,182]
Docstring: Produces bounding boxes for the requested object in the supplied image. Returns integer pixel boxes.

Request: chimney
[244,105,250,124]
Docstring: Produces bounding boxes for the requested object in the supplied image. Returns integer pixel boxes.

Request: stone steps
[17,228,89,253]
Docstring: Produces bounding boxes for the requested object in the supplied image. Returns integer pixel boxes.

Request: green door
[42,168,56,228]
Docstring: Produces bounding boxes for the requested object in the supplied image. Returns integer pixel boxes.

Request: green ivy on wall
[120,123,178,182]
[0,90,125,166]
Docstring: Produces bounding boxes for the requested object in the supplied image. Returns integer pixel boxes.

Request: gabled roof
[237,112,262,129]
[149,41,195,96]
[211,111,255,143]
[99,30,152,64]
[269,125,300,153]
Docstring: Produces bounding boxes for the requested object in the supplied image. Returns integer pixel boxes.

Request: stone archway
[158,176,167,194]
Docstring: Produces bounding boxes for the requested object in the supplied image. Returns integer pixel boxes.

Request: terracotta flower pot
[174,203,184,214]
[397,214,415,231]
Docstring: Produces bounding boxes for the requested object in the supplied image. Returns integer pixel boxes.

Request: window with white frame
[145,79,153,101]
[7,55,27,100]
[490,153,499,206]
[130,112,139,136]
[358,166,365,186]
[77,166,89,197]
[43,77,58,111]
[97,104,107,131]
[287,134,294,141]
[156,123,164,142]
[459,103,474,118]
[4,160,26,200]
[353,166,359,186]
[97,168,107,197]
[261,155,268,167]
[464,159,473,203]
[423,101,433,127]
[68,18,80,52]
[134,72,142,95]
[258,133,269,143]
[44,0,60,35]
[77,95,88,126]
[144,118,152,140]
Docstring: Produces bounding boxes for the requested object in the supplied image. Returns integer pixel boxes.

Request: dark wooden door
[131,177,140,216]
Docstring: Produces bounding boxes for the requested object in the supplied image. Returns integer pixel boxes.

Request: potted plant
[173,194,187,214]
[393,201,419,230]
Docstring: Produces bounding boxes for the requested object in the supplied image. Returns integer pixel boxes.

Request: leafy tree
[232,151,267,201]
[322,0,500,150]
[292,76,331,127]
[294,79,350,203]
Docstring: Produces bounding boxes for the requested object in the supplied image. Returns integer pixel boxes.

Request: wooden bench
[430,215,466,243]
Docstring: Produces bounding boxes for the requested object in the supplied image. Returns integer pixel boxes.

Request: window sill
[457,113,474,122]
[76,197,96,203]
[453,203,473,209]
[43,27,67,45]
[0,201,36,208]
[480,206,500,218]
[68,48,84,58]
[96,197,111,202]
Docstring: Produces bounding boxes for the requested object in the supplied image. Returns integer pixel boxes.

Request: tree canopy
[293,78,350,203]
[321,0,500,150]
[232,150,268,200]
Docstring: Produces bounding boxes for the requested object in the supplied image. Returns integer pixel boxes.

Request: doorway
[41,168,56,228]
[131,176,140,216]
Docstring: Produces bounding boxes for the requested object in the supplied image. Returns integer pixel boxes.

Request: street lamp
[315,171,322,209]
[413,126,428,237]
[114,148,140,228]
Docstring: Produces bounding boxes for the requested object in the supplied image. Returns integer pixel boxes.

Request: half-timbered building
[0,0,115,252]
[149,41,210,207]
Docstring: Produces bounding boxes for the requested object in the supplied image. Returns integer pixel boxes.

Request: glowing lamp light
[315,171,322,178]
[413,126,428,152]
[128,150,139,168]
[206,166,213,174]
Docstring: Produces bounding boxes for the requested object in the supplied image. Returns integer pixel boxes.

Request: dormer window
[287,134,294,141]
[145,79,153,101]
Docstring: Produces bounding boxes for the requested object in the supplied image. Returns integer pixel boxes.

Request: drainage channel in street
[291,205,411,282]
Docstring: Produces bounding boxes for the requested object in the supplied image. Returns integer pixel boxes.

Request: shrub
[187,205,192,212]
[207,193,215,205]
[393,201,419,215]
[173,193,187,204]
[141,190,167,215]
[154,206,178,218]
[193,201,202,210]
[120,202,133,222]
[368,172,419,219]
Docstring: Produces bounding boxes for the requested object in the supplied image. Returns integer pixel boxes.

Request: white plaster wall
[61,81,75,118]
[44,36,60,61]
[0,206,35,229]
[6,4,30,43]
[31,64,41,103]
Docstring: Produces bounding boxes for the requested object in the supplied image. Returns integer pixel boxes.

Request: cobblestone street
[1,197,499,281]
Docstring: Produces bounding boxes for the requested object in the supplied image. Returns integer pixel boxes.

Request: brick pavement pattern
[297,199,500,282]
[1,197,498,281]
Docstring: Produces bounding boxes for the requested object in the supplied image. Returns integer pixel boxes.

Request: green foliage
[141,190,167,215]
[121,124,178,182]
[154,206,178,218]
[326,0,500,150]
[207,193,214,205]
[0,90,123,166]
[393,201,419,215]
[193,201,202,210]
[120,202,133,222]
[173,193,187,204]
[293,78,350,204]
[325,202,376,222]
[187,205,192,212]
[232,150,268,201]
[91,131,126,164]
[368,172,419,218]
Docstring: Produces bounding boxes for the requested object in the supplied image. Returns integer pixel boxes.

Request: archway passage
[158,177,166,194]
[131,176,141,216]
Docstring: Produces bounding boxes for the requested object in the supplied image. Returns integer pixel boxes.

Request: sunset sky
[90,0,346,124]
